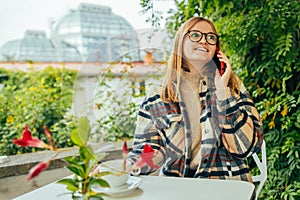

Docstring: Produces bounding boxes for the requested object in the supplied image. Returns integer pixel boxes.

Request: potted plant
[13,117,111,200]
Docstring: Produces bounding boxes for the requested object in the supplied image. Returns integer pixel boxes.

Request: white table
[14,176,255,200]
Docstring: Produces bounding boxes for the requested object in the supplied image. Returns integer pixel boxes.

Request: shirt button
[203,81,206,85]
[203,159,208,164]
[204,129,209,133]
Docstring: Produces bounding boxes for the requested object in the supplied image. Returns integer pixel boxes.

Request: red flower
[27,160,51,180]
[136,144,159,169]
[123,140,128,155]
[141,144,155,158]
[13,125,52,149]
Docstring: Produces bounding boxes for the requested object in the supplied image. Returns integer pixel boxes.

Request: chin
[193,56,211,63]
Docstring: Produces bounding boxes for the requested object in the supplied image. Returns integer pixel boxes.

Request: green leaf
[66,165,85,178]
[57,178,79,192]
[88,194,105,200]
[70,117,91,147]
[85,177,110,197]
[93,178,110,188]
[79,145,94,161]
[63,156,80,165]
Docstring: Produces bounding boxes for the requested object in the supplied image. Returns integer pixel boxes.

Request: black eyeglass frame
[185,30,219,45]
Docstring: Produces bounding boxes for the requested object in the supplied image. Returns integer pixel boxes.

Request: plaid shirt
[128,74,263,182]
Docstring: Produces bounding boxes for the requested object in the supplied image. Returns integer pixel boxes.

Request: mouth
[194,47,208,52]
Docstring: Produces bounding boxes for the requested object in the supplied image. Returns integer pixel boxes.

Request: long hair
[160,16,239,102]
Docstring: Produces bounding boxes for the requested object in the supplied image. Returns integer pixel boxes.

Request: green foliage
[50,114,78,149]
[0,66,77,155]
[165,0,203,36]
[139,0,163,28]
[215,1,300,199]
[140,0,300,199]
[57,117,110,200]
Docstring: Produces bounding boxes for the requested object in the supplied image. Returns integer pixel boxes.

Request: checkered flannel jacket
[128,75,263,182]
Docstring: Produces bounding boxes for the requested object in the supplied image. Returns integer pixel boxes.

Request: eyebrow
[188,30,217,34]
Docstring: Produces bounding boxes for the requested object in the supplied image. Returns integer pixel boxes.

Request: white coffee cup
[97,159,131,187]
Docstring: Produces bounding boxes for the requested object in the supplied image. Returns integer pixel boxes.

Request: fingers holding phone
[215,49,232,89]
[217,50,232,75]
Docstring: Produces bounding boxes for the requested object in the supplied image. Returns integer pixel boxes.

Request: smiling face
[182,21,217,72]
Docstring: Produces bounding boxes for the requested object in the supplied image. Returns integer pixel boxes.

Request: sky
[0,0,172,48]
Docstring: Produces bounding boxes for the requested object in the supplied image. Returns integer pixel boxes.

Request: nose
[198,36,207,44]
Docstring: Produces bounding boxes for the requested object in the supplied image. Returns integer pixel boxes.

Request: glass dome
[51,3,140,62]
[0,30,81,62]
[0,3,141,62]
[20,30,57,62]
[0,40,22,61]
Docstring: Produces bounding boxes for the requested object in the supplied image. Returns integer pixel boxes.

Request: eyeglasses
[186,30,219,45]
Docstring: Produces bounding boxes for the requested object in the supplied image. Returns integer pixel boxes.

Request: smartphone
[214,47,226,76]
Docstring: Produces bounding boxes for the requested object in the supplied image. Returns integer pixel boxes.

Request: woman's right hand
[215,50,232,90]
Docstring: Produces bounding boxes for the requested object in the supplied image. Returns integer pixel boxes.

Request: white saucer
[93,176,142,197]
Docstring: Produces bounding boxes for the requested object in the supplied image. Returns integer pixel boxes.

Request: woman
[127,16,263,182]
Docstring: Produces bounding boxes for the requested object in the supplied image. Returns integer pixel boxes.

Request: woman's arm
[214,52,263,158]
[127,96,167,175]
[127,84,185,174]
[216,78,263,159]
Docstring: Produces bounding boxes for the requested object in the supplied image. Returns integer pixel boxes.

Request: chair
[251,140,267,197]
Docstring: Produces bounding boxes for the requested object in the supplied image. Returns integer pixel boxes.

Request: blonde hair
[160,16,239,102]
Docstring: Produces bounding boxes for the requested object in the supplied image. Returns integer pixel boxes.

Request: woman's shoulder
[141,84,163,107]
[141,84,179,110]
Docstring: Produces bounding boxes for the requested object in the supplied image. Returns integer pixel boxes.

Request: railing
[0,141,129,200]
